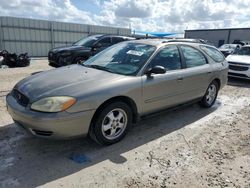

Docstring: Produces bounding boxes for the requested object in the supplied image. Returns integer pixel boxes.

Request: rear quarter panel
[208,59,228,89]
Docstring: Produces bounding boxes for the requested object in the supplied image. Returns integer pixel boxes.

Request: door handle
[207,71,212,74]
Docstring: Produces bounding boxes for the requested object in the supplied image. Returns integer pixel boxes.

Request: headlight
[61,52,71,56]
[31,96,76,112]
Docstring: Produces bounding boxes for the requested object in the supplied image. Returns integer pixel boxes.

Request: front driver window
[149,45,181,71]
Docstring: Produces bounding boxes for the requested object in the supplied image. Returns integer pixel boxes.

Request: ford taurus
[6,39,228,145]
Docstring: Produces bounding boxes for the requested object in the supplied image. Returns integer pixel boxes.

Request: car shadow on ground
[227,77,250,88]
[0,101,221,188]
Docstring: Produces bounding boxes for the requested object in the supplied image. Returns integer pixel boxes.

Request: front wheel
[74,57,86,64]
[200,81,219,108]
[90,102,132,145]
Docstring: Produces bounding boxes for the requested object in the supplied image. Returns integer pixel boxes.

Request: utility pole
[0,17,3,50]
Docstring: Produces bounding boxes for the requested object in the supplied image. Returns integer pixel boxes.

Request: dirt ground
[0,60,249,188]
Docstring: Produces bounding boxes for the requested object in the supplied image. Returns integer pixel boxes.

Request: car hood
[50,45,91,53]
[226,54,250,64]
[15,65,124,102]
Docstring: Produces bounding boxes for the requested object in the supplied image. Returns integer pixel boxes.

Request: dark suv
[48,35,135,67]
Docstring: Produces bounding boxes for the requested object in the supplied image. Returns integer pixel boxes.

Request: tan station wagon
[6,39,228,145]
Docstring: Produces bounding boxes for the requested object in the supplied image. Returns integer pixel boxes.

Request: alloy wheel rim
[206,84,217,105]
[101,108,128,140]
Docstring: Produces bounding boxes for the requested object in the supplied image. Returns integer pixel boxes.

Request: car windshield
[83,42,156,76]
[73,35,102,47]
[233,47,250,55]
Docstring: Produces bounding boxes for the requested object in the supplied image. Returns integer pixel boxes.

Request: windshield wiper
[84,64,114,73]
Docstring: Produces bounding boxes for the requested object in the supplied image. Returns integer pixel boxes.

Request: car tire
[90,102,132,145]
[74,57,87,64]
[200,80,219,108]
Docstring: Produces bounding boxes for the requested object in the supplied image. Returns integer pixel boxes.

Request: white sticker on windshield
[126,50,144,56]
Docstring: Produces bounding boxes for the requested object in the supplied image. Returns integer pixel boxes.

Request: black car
[48,35,135,67]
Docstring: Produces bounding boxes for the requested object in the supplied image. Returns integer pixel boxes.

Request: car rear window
[200,45,225,62]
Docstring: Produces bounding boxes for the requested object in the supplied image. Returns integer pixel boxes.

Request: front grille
[228,61,250,66]
[228,72,249,78]
[12,89,29,107]
[229,64,249,71]
[32,129,53,136]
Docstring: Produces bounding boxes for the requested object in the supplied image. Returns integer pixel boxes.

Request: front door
[142,45,187,114]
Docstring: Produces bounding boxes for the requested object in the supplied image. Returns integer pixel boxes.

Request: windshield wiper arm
[84,65,113,73]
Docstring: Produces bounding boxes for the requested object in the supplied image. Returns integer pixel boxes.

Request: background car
[7,39,228,145]
[219,44,240,57]
[226,45,250,79]
[233,40,250,46]
[48,34,135,67]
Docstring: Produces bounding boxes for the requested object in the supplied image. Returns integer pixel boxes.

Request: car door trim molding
[145,88,199,103]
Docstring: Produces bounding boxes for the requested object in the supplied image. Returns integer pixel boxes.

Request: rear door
[178,45,213,101]
[142,45,188,114]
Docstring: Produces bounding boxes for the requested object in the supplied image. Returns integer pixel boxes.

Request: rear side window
[181,46,207,68]
[200,46,225,62]
[112,37,124,44]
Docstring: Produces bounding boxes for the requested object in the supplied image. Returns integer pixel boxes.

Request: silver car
[6,39,228,145]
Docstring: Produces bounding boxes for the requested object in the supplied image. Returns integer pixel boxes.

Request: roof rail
[162,38,208,44]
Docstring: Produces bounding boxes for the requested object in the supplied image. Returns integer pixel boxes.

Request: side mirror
[145,66,166,76]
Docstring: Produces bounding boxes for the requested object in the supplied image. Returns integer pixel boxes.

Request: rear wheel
[200,81,219,108]
[90,102,132,145]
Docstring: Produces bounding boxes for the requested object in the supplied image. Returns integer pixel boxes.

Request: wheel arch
[74,55,88,64]
[213,78,221,89]
[90,96,139,129]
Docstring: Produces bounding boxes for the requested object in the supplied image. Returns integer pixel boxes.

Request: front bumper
[48,60,60,67]
[48,51,59,66]
[6,94,96,139]
[228,62,250,79]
